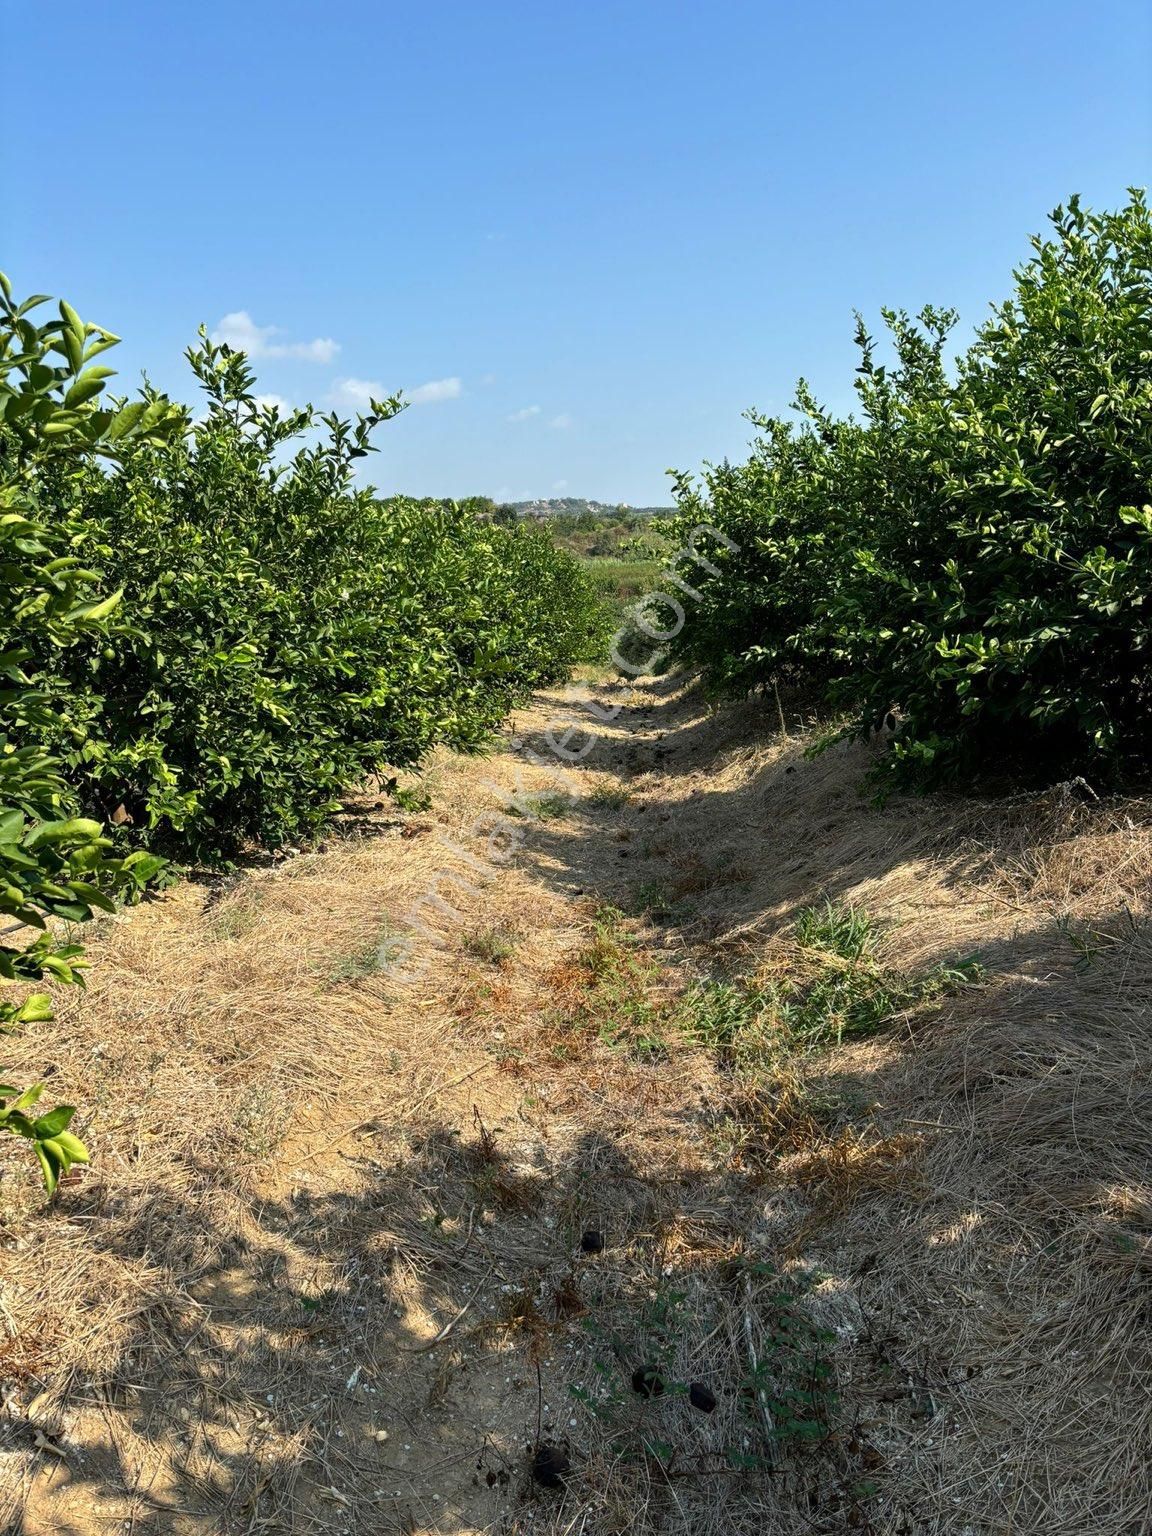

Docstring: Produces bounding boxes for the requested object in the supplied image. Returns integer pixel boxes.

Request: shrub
[1,273,179,1190]
[849,193,1152,789]
[35,337,610,861]
[660,421,845,696]
[0,272,606,1184]
[661,192,1152,792]
[660,308,958,701]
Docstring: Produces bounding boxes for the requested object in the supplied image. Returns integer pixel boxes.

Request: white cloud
[408,376,462,405]
[552,479,569,491]
[329,377,383,409]
[211,310,339,364]
[291,337,340,364]
[330,375,461,410]
[549,412,574,430]
[507,404,541,422]
[212,311,276,354]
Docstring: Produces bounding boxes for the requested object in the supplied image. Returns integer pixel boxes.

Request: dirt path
[6,674,731,1536]
[3,674,1152,1535]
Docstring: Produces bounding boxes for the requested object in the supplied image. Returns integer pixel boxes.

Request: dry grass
[0,672,1150,1534]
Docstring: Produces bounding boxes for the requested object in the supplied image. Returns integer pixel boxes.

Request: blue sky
[6,1,1150,504]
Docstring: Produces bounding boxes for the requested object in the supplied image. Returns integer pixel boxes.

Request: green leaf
[8,1083,44,1114]
[33,1105,75,1139]
[104,401,146,441]
[26,817,104,848]
[59,299,85,337]
[11,993,53,1025]
[0,809,25,842]
[64,376,108,409]
[67,590,123,624]
[66,882,117,913]
[34,1142,59,1196]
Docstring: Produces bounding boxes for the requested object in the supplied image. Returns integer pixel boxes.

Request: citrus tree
[661,192,1152,793]
[1,273,179,1190]
[37,337,610,861]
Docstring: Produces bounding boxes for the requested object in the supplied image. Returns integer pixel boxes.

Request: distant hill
[506,497,672,520]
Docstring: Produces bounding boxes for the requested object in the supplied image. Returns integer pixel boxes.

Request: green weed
[677,979,773,1065]
[562,906,674,1059]
[570,1262,838,1468]
[631,878,675,919]
[678,902,981,1064]
[329,929,403,983]
[462,925,516,965]
[1057,906,1143,974]
[785,901,982,1048]
[586,781,633,810]
[208,889,263,941]
[507,791,573,820]
[795,899,876,962]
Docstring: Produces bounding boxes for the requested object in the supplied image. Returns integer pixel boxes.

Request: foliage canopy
[662,192,1152,791]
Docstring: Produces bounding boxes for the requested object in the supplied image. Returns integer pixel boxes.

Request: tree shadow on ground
[10,891,1152,1535]
[512,673,1151,974]
[4,1104,906,1535]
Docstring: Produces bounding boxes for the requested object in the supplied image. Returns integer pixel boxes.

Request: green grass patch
[462,925,516,965]
[562,905,675,1059]
[329,928,403,982]
[528,791,573,819]
[586,781,633,810]
[678,901,982,1061]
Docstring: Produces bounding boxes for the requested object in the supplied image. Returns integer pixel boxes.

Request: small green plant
[677,978,773,1064]
[631,879,675,919]
[233,1081,290,1162]
[528,791,573,819]
[551,907,674,1059]
[1057,907,1143,974]
[734,1263,839,1456]
[587,781,632,810]
[393,786,432,813]
[207,886,263,941]
[329,929,402,983]
[570,1262,838,1471]
[462,925,516,965]
[784,901,982,1048]
[678,905,981,1069]
[570,1282,689,1434]
[0,1084,90,1196]
[795,900,876,962]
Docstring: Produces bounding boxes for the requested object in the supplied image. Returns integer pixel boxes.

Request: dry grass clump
[783,1128,926,1210]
